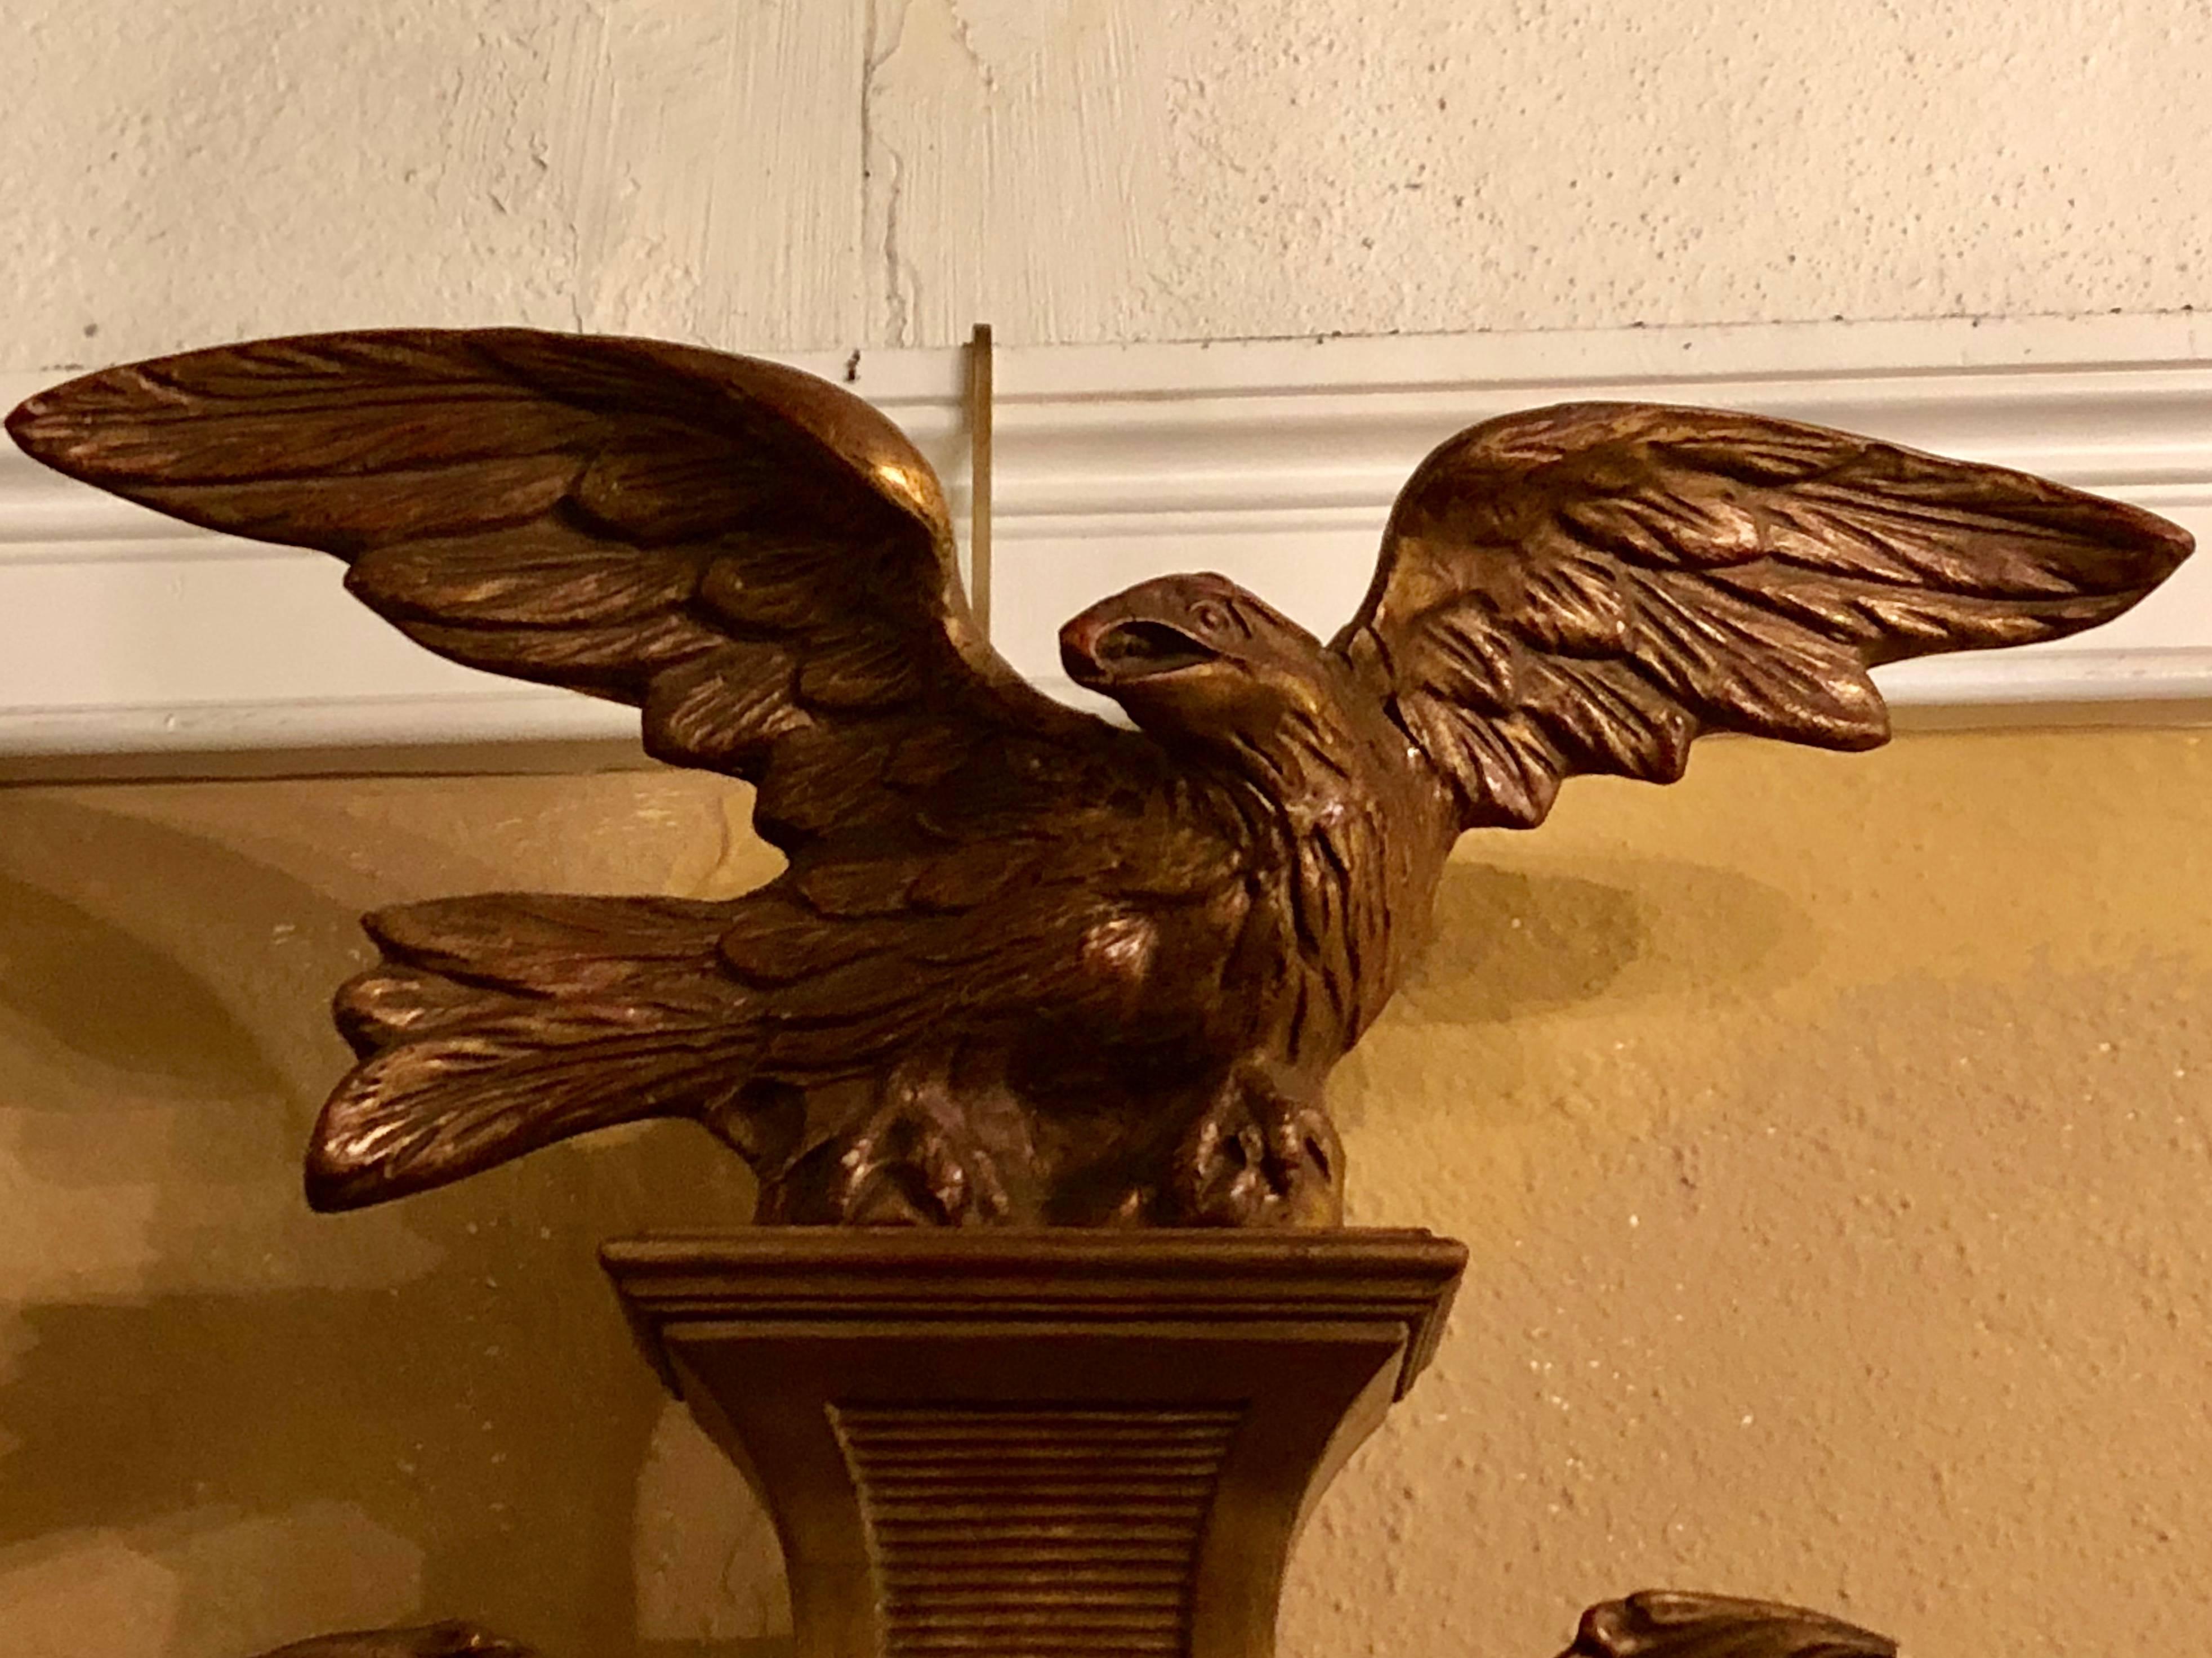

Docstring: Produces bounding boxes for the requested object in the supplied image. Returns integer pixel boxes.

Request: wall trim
[6,311,2212,780]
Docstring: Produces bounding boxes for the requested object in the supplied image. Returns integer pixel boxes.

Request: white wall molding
[7,311,2212,779]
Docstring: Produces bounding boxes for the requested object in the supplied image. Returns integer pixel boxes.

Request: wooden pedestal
[601,1229,1468,1658]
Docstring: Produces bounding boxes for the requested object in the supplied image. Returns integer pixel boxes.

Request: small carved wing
[5,328,1099,852]
[248,1624,534,1658]
[1333,402,2193,830]
[1563,1591,1896,1658]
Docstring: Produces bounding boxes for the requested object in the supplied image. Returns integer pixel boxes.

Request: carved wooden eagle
[7,330,2190,1225]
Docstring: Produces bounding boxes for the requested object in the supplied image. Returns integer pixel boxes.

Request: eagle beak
[1061,614,1217,687]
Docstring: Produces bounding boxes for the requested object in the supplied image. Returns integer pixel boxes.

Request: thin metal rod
[968,322,993,637]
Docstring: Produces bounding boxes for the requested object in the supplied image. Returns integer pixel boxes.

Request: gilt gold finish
[6,330,2191,1229]
[8,328,2108,1658]
[1562,1593,1894,1658]
[601,1228,1467,1658]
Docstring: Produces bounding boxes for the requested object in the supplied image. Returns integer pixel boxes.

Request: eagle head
[1059,573,1340,761]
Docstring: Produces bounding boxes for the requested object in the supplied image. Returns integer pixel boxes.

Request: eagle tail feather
[309,893,758,1210]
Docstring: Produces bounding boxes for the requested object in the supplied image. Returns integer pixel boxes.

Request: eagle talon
[1168,1072,1343,1227]
[757,1068,1016,1226]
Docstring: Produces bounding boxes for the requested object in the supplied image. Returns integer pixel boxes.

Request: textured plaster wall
[6,4,2212,1657]
[5,0,2212,369]
[1,735,2208,1658]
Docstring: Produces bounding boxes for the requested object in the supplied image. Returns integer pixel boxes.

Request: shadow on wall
[0,874,290,1103]
[0,794,773,1658]
[1401,857,1817,1030]
[1318,853,1818,1168]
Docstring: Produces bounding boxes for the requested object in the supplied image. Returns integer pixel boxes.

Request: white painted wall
[5,0,2208,373]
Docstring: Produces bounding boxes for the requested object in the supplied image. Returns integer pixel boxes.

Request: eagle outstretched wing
[4,327,1101,851]
[1331,401,2194,831]
[8,330,1202,1212]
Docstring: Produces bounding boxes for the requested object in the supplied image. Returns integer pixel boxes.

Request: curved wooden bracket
[603,1228,1468,1658]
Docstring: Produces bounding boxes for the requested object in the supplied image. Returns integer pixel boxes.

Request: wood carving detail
[247,1626,535,1658]
[1562,1592,1897,1658]
[603,1228,1461,1658]
[834,1402,1244,1656]
[6,329,2189,1229]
